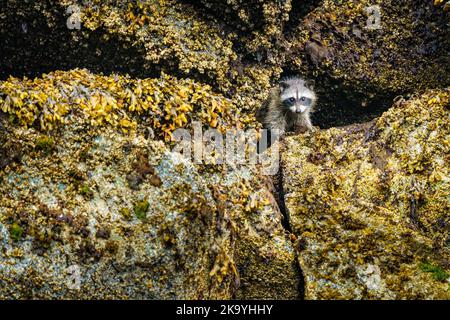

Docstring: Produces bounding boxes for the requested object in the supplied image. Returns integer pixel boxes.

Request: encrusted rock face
[0,71,299,299]
[283,89,450,299]
[286,0,450,126]
[0,0,278,118]
[197,0,292,33]
[233,175,300,300]
[195,0,292,54]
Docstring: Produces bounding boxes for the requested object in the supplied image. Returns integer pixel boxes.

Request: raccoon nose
[296,105,306,113]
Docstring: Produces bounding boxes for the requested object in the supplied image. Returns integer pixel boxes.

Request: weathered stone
[283,89,450,299]
[0,70,298,299]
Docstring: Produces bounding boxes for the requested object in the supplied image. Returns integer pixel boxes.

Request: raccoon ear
[305,79,315,90]
[279,81,289,91]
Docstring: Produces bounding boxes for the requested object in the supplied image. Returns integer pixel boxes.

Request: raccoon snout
[295,106,307,113]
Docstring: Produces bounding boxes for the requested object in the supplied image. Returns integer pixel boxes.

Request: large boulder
[0,70,299,299]
[282,89,450,299]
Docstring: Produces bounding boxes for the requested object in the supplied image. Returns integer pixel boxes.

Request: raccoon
[257,76,317,135]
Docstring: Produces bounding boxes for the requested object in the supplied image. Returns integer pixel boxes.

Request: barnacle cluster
[194,0,292,53]
[79,0,237,75]
[0,69,243,140]
[283,89,450,299]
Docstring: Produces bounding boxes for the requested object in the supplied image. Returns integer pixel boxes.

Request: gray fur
[257,76,317,135]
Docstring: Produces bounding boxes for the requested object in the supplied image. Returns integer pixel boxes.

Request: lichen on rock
[0,73,299,298]
[283,89,450,299]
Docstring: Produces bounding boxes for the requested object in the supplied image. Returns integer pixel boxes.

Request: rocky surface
[0,70,299,299]
[0,0,449,300]
[283,89,450,299]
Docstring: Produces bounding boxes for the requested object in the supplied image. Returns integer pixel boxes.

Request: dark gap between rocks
[279,69,396,129]
[285,0,323,34]
[273,161,306,299]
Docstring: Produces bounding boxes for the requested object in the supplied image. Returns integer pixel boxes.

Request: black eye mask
[299,97,313,106]
[283,97,312,107]
[283,97,296,107]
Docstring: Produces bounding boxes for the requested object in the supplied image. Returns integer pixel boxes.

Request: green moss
[8,114,16,125]
[79,147,91,160]
[35,136,54,154]
[119,207,132,220]
[9,223,23,242]
[0,69,244,140]
[80,185,94,199]
[134,200,150,221]
[420,262,450,282]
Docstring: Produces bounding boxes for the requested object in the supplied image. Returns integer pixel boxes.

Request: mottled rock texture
[283,89,450,299]
[0,70,299,299]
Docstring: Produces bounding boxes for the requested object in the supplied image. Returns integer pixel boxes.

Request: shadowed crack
[272,155,306,299]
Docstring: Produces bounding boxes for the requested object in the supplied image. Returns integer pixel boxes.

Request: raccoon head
[280,77,316,114]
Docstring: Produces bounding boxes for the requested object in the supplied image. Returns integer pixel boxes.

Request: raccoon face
[279,77,316,114]
[282,95,313,114]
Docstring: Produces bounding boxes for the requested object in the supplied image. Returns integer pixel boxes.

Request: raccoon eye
[301,97,306,101]
[289,97,296,103]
